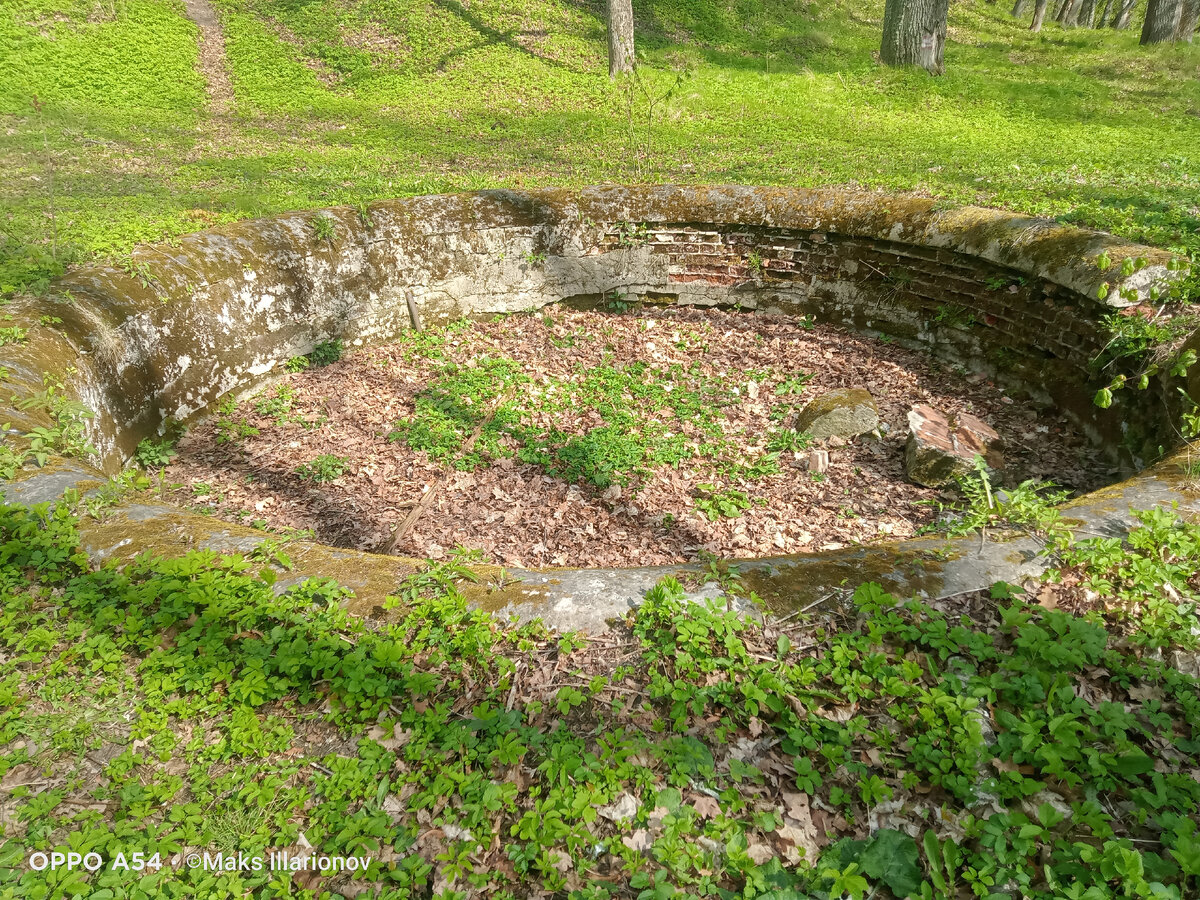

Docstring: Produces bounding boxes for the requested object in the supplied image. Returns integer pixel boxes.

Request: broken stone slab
[795,388,879,441]
[802,449,830,474]
[905,404,1004,488]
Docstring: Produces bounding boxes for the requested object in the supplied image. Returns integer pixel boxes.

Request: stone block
[904,404,1004,488]
[795,389,880,441]
[803,449,830,473]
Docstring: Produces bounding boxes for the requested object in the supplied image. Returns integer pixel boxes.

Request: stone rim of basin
[1,185,1195,632]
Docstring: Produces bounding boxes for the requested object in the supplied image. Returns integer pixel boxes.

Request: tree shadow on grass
[1054,188,1200,249]
[428,0,595,75]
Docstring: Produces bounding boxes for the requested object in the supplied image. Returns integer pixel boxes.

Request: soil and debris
[164,307,1109,568]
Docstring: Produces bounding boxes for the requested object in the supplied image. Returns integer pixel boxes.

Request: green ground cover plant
[693,484,758,520]
[11,374,96,466]
[212,396,259,446]
[1055,506,1200,649]
[3,0,1200,894]
[133,436,176,469]
[306,341,343,369]
[295,453,349,483]
[0,500,1198,898]
[385,334,789,494]
[922,457,1074,543]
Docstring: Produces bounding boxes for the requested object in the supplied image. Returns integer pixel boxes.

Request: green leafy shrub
[0,499,1199,899]
[1055,506,1200,648]
[543,425,650,489]
[693,484,754,520]
[929,456,1070,542]
[14,376,96,464]
[774,373,812,396]
[0,442,26,480]
[390,357,526,470]
[252,384,296,422]
[766,428,812,453]
[311,213,336,241]
[134,436,176,468]
[212,397,259,445]
[0,326,28,346]
[295,453,348,482]
[307,339,343,367]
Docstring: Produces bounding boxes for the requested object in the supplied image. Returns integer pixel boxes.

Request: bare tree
[1141,0,1183,39]
[1012,0,1030,16]
[1031,0,1052,29]
[1078,0,1098,24]
[1096,0,1114,22]
[1176,0,1199,38]
[608,0,635,78]
[881,0,950,74]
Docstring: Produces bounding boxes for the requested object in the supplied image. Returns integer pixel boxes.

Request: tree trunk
[607,0,635,78]
[1096,0,1113,23]
[881,0,949,74]
[1078,0,1098,25]
[1012,0,1029,16]
[1058,0,1082,25]
[1141,0,1182,40]
[1031,0,1051,29]
[1112,0,1137,27]
[1175,0,1199,38]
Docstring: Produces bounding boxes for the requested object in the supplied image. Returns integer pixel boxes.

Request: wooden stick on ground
[384,387,515,555]
[405,290,424,333]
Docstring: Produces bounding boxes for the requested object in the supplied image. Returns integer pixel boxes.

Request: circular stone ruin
[3,186,1198,633]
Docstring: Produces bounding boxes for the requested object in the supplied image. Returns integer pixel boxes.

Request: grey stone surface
[0,460,103,505]
[795,388,880,441]
[495,569,751,634]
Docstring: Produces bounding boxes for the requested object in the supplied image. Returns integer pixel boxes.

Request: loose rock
[904,404,1004,488]
[804,449,830,474]
[795,388,879,441]
[598,792,640,823]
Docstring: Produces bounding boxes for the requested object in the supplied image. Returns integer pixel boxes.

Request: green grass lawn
[1,0,1198,297]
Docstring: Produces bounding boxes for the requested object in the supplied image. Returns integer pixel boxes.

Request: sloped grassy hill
[0,0,1198,294]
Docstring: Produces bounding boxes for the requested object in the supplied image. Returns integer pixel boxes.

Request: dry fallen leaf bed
[165,306,1107,567]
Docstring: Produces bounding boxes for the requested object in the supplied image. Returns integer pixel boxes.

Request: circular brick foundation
[2,186,1196,631]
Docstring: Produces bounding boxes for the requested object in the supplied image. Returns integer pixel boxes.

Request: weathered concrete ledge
[2,186,1197,632]
[3,449,1197,634]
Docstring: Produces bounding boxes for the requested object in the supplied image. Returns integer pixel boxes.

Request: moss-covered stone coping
[4,449,1196,633]
[2,186,1196,632]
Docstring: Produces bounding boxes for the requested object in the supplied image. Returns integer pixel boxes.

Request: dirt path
[184,0,234,117]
